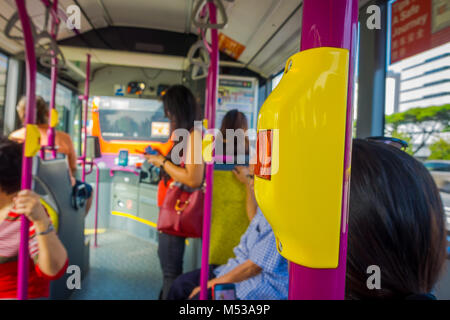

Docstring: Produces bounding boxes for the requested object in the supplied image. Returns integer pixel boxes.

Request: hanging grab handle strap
[4,11,38,41]
[192,0,228,30]
[187,39,211,80]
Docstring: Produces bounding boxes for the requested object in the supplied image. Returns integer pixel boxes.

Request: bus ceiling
[0,0,373,80]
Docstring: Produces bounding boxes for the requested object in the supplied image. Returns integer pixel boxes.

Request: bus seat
[32,156,89,300]
[210,170,249,265]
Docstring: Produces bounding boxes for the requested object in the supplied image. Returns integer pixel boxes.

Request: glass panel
[36,73,76,132]
[385,1,450,161]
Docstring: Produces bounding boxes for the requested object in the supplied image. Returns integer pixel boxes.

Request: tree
[428,138,450,160]
[385,104,450,156]
[390,130,413,155]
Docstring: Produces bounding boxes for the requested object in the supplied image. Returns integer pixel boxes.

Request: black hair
[219,109,248,135]
[160,85,200,183]
[219,109,249,156]
[0,136,23,194]
[162,85,200,132]
[346,139,447,299]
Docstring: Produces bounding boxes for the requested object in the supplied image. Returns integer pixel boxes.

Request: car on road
[424,160,450,193]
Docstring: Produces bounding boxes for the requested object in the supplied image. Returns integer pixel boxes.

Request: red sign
[391,0,450,64]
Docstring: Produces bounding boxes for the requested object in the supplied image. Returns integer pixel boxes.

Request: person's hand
[188,280,216,299]
[70,175,76,187]
[188,286,201,299]
[12,190,48,224]
[145,154,165,168]
[233,166,252,185]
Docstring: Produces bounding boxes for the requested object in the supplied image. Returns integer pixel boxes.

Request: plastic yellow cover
[202,133,214,163]
[40,198,59,231]
[24,124,41,157]
[50,109,59,128]
[254,47,349,268]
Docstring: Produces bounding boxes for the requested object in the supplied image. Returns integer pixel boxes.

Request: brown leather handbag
[157,181,204,238]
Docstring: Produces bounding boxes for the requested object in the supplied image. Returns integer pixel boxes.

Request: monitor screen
[97,97,169,142]
[151,122,170,137]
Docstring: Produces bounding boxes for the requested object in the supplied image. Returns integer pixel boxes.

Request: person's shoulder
[190,127,203,136]
[56,130,73,143]
[56,130,71,138]
[255,209,273,232]
[9,128,26,141]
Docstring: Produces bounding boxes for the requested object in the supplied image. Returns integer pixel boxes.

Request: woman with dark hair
[347,139,447,299]
[218,109,250,156]
[145,85,204,300]
[0,137,68,299]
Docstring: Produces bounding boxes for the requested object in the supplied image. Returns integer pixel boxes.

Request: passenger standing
[144,85,204,300]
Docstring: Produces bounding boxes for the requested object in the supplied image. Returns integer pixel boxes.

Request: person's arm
[188,260,262,299]
[13,190,68,276]
[211,259,262,284]
[64,133,78,177]
[233,166,257,221]
[189,260,262,299]
[146,129,204,188]
[8,128,25,143]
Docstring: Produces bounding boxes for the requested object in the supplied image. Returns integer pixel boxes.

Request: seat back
[210,168,250,265]
[32,156,88,299]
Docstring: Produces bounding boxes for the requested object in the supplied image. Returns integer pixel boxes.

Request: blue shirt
[214,209,289,300]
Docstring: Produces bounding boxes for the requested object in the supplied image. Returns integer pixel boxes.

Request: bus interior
[0,0,449,300]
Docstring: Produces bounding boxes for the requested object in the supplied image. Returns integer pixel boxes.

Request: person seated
[9,96,93,215]
[346,139,447,299]
[0,137,68,299]
[208,111,254,266]
[167,165,288,300]
[216,109,252,160]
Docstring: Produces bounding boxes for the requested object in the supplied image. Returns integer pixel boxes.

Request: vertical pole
[16,0,37,300]
[199,1,219,301]
[288,0,358,300]
[94,163,100,247]
[81,54,91,182]
[47,0,58,159]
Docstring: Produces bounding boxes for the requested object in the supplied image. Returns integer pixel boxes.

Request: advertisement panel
[391,0,450,64]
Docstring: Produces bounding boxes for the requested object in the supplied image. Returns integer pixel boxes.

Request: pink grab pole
[46,0,59,159]
[16,0,37,300]
[288,0,358,300]
[80,54,91,182]
[199,1,219,300]
[92,162,100,247]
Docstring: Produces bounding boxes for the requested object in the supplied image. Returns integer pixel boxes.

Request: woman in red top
[145,85,204,300]
[0,137,68,299]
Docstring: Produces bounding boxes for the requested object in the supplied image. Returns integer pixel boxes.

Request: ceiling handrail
[4,2,66,70]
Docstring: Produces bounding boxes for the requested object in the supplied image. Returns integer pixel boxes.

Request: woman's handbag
[157,181,204,238]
